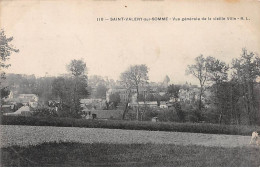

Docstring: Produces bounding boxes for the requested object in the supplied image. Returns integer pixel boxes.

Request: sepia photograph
[0,0,260,167]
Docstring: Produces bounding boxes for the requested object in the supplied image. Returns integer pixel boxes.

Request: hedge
[1,115,259,136]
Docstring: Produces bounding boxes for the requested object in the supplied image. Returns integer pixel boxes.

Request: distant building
[1,104,16,113]
[129,101,158,108]
[17,94,39,108]
[106,87,158,103]
[179,88,200,103]
[80,98,106,110]
[179,87,212,108]
[106,88,130,103]
[159,101,168,109]
[7,91,14,99]
[151,117,159,122]
[18,94,38,102]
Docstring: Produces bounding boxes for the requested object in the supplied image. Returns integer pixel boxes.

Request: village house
[17,94,39,108]
[159,101,168,109]
[106,87,150,103]
[80,98,106,110]
[1,104,17,114]
[179,88,200,103]
[129,101,158,108]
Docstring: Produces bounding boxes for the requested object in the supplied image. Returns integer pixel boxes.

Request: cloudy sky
[1,0,260,84]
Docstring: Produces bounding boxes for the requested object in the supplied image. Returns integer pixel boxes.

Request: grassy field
[1,142,260,167]
[1,115,260,136]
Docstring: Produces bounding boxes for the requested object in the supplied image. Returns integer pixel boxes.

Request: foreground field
[0,125,254,148]
[1,142,260,166]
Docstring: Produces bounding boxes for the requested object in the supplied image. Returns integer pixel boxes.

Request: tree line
[1,29,260,125]
[186,49,260,125]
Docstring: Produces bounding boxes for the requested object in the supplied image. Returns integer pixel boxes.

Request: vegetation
[0,30,19,102]
[1,46,260,126]
[1,115,260,136]
[108,92,120,109]
[120,64,149,120]
[1,142,260,166]
[185,49,260,125]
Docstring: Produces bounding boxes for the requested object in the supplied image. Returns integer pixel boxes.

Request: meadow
[1,142,260,167]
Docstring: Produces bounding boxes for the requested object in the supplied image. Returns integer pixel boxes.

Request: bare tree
[120,64,149,120]
[186,55,208,119]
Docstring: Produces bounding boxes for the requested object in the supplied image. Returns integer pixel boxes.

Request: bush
[33,107,58,117]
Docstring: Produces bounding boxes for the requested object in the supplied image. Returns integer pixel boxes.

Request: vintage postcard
[0,0,260,167]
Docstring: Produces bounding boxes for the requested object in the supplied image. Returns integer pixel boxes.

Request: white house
[159,101,168,109]
[17,94,39,108]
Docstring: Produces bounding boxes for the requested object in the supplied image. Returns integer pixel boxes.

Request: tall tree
[120,64,149,120]
[232,48,260,125]
[109,92,121,109]
[186,55,208,119]
[93,83,107,99]
[66,59,89,117]
[167,84,181,100]
[205,56,229,124]
[0,30,19,101]
[67,59,87,77]
[52,77,66,106]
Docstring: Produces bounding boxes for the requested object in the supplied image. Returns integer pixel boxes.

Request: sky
[1,0,260,85]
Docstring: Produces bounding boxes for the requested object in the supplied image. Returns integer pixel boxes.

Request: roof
[130,101,158,106]
[160,101,167,105]
[18,94,38,97]
[80,98,103,104]
[2,104,15,108]
[3,106,30,115]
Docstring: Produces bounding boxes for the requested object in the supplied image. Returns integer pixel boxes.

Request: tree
[1,87,10,99]
[231,48,260,125]
[138,94,145,102]
[33,76,54,102]
[186,55,209,119]
[66,59,89,117]
[67,59,87,77]
[174,102,185,122]
[120,64,149,120]
[109,92,121,109]
[146,93,155,101]
[88,75,107,87]
[206,57,229,84]
[52,77,66,105]
[211,80,241,125]
[205,56,229,124]
[167,84,180,100]
[0,30,19,101]
[93,83,107,99]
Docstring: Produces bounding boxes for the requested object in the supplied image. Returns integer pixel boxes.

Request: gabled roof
[160,101,167,105]
[18,94,38,97]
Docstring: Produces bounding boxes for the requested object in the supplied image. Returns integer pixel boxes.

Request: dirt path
[0,125,255,148]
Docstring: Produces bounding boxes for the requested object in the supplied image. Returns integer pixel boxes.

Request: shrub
[33,107,58,117]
